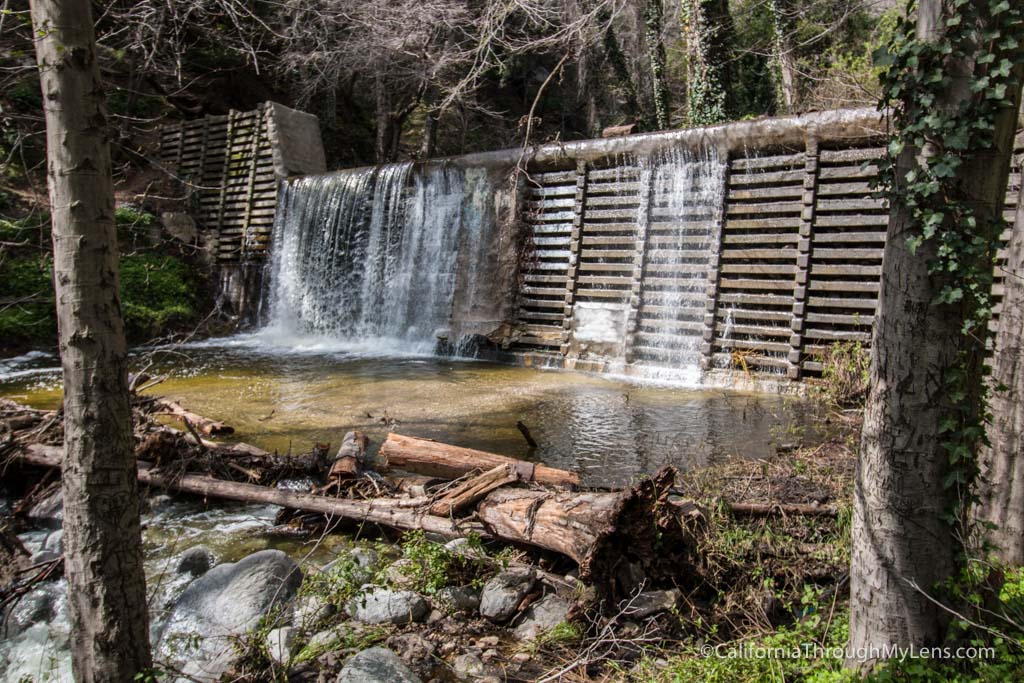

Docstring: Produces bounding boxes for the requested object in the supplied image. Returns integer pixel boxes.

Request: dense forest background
[0,0,896,350]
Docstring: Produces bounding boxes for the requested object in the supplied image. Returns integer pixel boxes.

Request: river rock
[336,647,421,683]
[347,588,428,625]
[452,652,487,680]
[265,626,297,665]
[25,489,62,528]
[387,632,435,669]
[31,528,63,564]
[2,586,57,639]
[479,567,535,622]
[292,593,336,631]
[621,588,680,619]
[513,594,570,641]
[176,545,215,577]
[155,549,302,682]
[436,585,481,614]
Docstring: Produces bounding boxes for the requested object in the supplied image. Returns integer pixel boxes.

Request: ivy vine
[873,0,1024,536]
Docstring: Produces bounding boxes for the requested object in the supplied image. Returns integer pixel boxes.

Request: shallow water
[0,334,816,488]
[0,335,819,680]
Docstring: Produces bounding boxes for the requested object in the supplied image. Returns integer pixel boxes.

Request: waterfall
[265,162,474,353]
[629,145,725,381]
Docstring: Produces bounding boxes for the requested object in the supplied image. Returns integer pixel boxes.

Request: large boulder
[155,549,302,682]
[336,647,421,683]
[479,567,535,623]
[513,594,570,641]
[346,587,429,625]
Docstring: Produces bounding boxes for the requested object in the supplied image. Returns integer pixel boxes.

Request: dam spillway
[160,107,1023,382]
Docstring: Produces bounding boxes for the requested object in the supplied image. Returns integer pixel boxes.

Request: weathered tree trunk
[643,0,670,130]
[849,0,1024,665]
[769,0,799,113]
[29,0,152,679]
[681,0,735,126]
[601,19,642,123]
[379,433,580,487]
[980,170,1024,563]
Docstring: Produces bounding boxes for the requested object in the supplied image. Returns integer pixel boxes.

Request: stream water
[1,338,813,487]
[0,339,817,681]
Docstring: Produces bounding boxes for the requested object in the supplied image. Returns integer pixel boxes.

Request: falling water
[265,162,477,353]
[629,145,726,381]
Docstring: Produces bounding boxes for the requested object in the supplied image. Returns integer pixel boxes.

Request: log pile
[3,397,704,597]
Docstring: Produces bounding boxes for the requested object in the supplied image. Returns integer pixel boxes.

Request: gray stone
[176,545,215,577]
[620,588,681,620]
[25,490,62,528]
[479,568,535,623]
[31,529,63,564]
[2,586,57,639]
[161,212,198,243]
[436,585,481,614]
[350,546,379,569]
[346,588,428,625]
[292,593,336,631]
[513,594,571,641]
[444,537,485,558]
[265,626,297,665]
[452,652,487,680]
[336,647,421,683]
[387,632,435,668]
[385,559,417,587]
[155,549,302,682]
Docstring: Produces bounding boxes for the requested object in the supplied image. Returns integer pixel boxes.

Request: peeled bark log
[151,398,233,436]
[330,430,368,480]
[380,433,579,487]
[477,467,700,593]
[429,464,519,517]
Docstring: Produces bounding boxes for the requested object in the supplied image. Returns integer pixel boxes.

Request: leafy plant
[816,341,871,408]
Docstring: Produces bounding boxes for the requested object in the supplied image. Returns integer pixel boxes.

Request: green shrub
[119,253,196,340]
[817,341,871,408]
[0,256,56,344]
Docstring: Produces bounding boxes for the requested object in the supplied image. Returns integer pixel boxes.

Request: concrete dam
[159,106,1023,383]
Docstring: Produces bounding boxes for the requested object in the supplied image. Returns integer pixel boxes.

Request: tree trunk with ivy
[601,17,642,124]
[644,0,670,130]
[849,0,1024,666]
[29,0,152,680]
[980,162,1024,564]
[681,0,735,126]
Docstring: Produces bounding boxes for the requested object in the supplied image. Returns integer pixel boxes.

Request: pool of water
[0,333,817,488]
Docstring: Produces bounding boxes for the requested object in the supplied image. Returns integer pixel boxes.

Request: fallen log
[428,464,519,517]
[722,500,838,517]
[19,444,472,539]
[476,466,702,593]
[150,398,233,436]
[379,433,579,487]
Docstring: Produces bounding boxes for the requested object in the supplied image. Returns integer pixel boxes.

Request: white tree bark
[849,0,1023,666]
[29,0,152,679]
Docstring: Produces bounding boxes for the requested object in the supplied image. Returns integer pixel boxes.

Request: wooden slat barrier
[158,104,281,263]
[510,169,577,352]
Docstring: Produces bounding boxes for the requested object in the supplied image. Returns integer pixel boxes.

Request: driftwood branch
[428,464,519,517]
